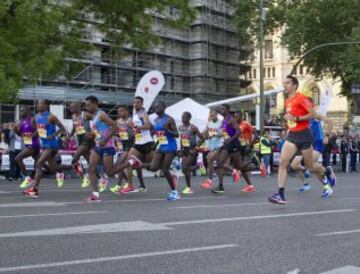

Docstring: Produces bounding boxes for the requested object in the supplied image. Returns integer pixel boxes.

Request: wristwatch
[296,116,300,122]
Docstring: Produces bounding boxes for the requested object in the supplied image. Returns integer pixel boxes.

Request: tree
[230,0,360,97]
[0,0,196,104]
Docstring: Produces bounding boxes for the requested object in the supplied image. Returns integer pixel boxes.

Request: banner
[319,85,332,116]
[135,71,165,111]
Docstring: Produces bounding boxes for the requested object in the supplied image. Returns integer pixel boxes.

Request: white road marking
[341,197,360,200]
[0,221,172,238]
[287,269,300,274]
[173,201,287,209]
[0,244,237,272]
[160,209,356,226]
[319,265,360,274]
[316,229,360,237]
[0,201,67,208]
[0,211,107,219]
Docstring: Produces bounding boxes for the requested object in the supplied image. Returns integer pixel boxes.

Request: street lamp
[258,0,265,131]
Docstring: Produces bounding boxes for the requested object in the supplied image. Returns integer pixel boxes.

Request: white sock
[93,192,99,197]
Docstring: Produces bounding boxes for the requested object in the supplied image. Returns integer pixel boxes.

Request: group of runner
[12,75,337,204]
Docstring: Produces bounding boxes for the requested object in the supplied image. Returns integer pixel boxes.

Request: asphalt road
[0,172,359,274]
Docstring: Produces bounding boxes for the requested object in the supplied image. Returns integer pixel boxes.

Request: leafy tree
[231,0,360,97]
[0,0,196,103]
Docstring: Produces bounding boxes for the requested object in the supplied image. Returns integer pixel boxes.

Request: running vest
[90,110,114,148]
[260,136,271,154]
[178,124,197,149]
[72,112,90,137]
[221,115,236,140]
[310,119,324,142]
[207,119,223,150]
[153,114,177,153]
[35,111,59,149]
[115,117,133,150]
[20,117,39,148]
[133,109,153,145]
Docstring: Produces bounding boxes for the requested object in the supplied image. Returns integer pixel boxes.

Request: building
[246,31,348,131]
[10,0,250,121]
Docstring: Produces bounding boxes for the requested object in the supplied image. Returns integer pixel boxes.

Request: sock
[278,187,285,199]
[303,182,309,186]
[92,192,99,197]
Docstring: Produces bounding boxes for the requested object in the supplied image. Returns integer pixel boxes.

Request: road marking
[0,244,237,272]
[341,197,360,200]
[0,211,107,219]
[0,191,10,194]
[316,229,360,237]
[160,209,356,226]
[0,221,172,238]
[287,269,300,274]
[65,196,224,205]
[0,201,67,208]
[173,201,286,209]
[319,265,360,274]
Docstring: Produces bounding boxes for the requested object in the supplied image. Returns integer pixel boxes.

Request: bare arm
[139,112,151,130]
[165,117,179,138]
[49,114,66,138]
[229,118,241,140]
[316,113,333,134]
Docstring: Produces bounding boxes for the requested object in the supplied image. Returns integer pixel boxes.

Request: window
[253,69,256,79]
[299,65,304,75]
[272,67,275,78]
[267,67,271,78]
[263,68,266,78]
[312,85,320,105]
[248,70,252,79]
[265,40,273,59]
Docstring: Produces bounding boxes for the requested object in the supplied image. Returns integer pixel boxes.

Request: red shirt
[285,92,313,132]
[239,121,253,145]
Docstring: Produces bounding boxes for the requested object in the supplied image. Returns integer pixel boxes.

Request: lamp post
[258,0,265,131]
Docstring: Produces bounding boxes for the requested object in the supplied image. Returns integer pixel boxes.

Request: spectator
[8,123,22,180]
[0,132,10,180]
[340,136,349,172]
[260,131,276,176]
[322,132,331,167]
[329,133,338,166]
[349,136,358,172]
[2,123,10,144]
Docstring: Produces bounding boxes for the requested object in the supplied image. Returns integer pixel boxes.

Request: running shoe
[201,179,213,190]
[325,166,336,187]
[128,155,142,169]
[120,183,135,194]
[321,184,334,198]
[19,176,33,189]
[299,183,312,192]
[132,187,147,193]
[211,185,225,194]
[81,174,91,189]
[73,161,84,177]
[85,194,101,202]
[23,187,39,198]
[98,177,109,193]
[182,187,194,195]
[56,172,65,188]
[303,169,311,179]
[167,190,180,201]
[241,185,256,193]
[268,193,286,205]
[260,163,267,177]
[232,169,241,183]
[109,185,122,194]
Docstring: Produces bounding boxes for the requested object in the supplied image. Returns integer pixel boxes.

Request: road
[0,173,359,274]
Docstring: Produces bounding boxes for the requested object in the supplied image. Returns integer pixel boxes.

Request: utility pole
[259,0,265,131]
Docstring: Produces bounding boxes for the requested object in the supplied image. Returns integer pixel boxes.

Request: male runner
[178,111,204,194]
[211,104,242,194]
[15,106,40,189]
[23,99,66,198]
[201,109,224,189]
[268,76,336,204]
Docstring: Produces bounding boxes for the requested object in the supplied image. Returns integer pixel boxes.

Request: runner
[15,106,40,189]
[178,111,204,194]
[147,101,180,200]
[291,109,334,197]
[268,76,336,204]
[23,99,67,198]
[201,109,224,189]
[68,101,94,188]
[211,104,242,194]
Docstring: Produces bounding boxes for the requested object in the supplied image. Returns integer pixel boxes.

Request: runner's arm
[315,113,333,134]
[49,114,66,138]
[139,112,151,130]
[100,112,117,140]
[229,118,241,140]
[165,117,179,138]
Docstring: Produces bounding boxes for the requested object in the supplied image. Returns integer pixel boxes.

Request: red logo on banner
[144,87,149,93]
[150,77,158,85]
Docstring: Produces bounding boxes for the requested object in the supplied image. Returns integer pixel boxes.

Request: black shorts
[239,145,249,158]
[122,140,133,152]
[77,135,95,148]
[133,142,154,155]
[287,129,313,151]
[181,147,198,158]
[221,139,242,154]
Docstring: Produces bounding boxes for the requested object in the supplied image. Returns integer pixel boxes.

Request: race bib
[115,139,123,151]
[222,129,230,140]
[134,128,143,142]
[23,133,33,145]
[75,124,86,135]
[156,131,168,145]
[37,125,47,138]
[240,139,247,146]
[181,134,190,147]
[208,128,217,138]
[92,127,101,142]
[287,120,297,129]
[118,128,129,140]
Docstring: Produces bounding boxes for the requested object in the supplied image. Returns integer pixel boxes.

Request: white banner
[319,85,332,116]
[135,71,165,111]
